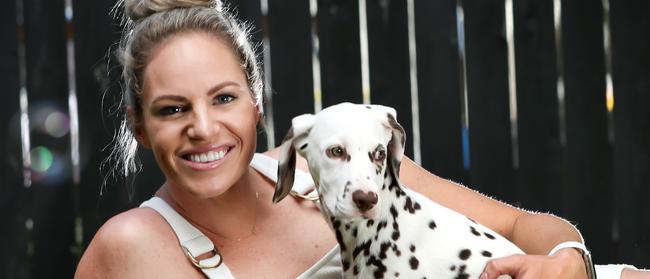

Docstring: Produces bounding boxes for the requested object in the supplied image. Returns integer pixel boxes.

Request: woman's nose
[187,108,219,139]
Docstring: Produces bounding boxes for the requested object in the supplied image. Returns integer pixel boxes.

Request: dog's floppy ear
[369,105,406,177]
[273,114,315,203]
[386,113,406,176]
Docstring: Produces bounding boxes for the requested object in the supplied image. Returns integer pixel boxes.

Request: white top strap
[141,197,234,278]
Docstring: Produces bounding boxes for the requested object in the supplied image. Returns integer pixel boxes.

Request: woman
[75,0,642,278]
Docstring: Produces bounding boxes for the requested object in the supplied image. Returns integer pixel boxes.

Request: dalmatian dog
[273,102,524,278]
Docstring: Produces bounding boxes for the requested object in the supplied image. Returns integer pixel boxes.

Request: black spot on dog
[390,205,399,219]
[409,244,416,252]
[345,223,351,230]
[395,272,400,277]
[484,232,496,240]
[299,143,308,150]
[379,241,391,259]
[343,181,351,198]
[429,221,437,230]
[342,259,350,271]
[354,265,359,275]
[392,243,402,257]
[470,226,481,236]
[391,231,400,240]
[367,219,375,227]
[459,249,471,260]
[450,265,456,271]
[366,105,372,109]
[455,264,470,279]
[352,227,358,237]
[403,197,419,214]
[482,250,493,257]
[374,264,387,278]
[377,221,388,234]
[409,256,419,270]
[335,229,346,251]
[366,255,388,278]
[353,240,372,259]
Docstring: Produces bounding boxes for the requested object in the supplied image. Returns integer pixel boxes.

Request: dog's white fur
[274,103,523,278]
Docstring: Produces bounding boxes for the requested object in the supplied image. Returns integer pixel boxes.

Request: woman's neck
[157,166,267,241]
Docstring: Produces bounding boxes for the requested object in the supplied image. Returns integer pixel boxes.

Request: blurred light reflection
[44,111,70,138]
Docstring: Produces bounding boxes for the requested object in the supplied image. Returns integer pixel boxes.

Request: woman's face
[136,31,259,198]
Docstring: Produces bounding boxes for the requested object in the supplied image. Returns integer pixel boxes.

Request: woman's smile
[178,144,233,171]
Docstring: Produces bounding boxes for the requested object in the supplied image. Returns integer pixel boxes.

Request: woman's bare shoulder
[75,207,186,278]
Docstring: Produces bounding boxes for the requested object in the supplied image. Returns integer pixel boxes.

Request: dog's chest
[334,191,521,279]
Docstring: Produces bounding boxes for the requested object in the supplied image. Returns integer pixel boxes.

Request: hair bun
[124,0,217,21]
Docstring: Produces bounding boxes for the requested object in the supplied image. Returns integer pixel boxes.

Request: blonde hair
[105,0,264,181]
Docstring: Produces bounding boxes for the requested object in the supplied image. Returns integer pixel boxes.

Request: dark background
[1,0,648,277]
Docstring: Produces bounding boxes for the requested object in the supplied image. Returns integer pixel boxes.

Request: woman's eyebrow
[151,94,186,104]
[206,81,241,96]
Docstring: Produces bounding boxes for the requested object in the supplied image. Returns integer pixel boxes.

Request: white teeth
[188,150,227,163]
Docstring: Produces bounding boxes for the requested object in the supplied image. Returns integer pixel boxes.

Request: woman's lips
[179,146,232,170]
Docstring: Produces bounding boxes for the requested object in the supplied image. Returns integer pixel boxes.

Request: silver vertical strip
[553,0,567,147]
[16,0,31,188]
[260,0,275,148]
[456,0,471,169]
[456,1,469,131]
[310,0,323,113]
[358,0,371,104]
[601,0,614,143]
[406,0,421,164]
[504,0,519,168]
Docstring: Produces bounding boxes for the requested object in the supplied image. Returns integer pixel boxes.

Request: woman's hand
[482,248,588,279]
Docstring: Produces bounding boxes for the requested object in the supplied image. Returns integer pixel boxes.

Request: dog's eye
[327,146,345,158]
[374,150,386,161]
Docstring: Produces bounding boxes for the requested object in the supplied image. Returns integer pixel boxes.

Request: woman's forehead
[142,32,248,99]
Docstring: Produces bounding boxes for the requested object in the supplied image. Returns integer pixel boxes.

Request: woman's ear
[256,105,262,123]
[127,107,151,149]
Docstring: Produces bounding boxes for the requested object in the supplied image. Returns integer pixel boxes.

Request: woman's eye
[159,105,183,116]
[215,94,236,104]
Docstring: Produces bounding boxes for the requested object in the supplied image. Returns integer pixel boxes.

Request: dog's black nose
[352,190,378,212]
